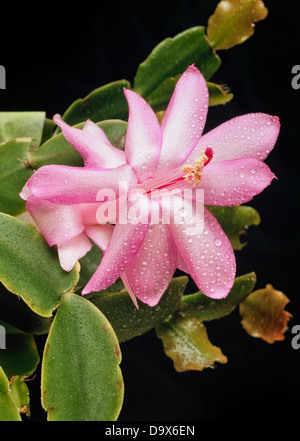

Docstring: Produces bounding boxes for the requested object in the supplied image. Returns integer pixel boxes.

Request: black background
[1,0,299,421]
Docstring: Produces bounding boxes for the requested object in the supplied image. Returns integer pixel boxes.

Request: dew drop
[179,207,188,218]
[214,239,222,247]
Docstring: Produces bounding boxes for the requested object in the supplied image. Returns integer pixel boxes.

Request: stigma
[182,147,214,185]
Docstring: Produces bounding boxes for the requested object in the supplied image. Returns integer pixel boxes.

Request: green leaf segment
[41,293,124,421]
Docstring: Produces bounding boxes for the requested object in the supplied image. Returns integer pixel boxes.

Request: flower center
[139,147,213,196]
[182,147,213,186]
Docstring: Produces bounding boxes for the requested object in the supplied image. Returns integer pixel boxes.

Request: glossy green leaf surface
[60,80,130,128]
[0,111,45,151]
[0,332,39,379]
[0,139,33,215]
[41,293,123,421]
[207,81,233,105]
[0,367,21,421]
[29,119,127,169]
[29,133,83,168]
[40,118,55,144]
[0,214,79,317]
[88,276,188,342]
[156,312,227,372]
[207,0,268,50]
[207,205,260,250]
[180,272,256,321]
[133,26,221,98]
[146,76,180,112]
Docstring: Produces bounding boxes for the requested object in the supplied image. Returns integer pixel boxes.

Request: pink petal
[25,196,84,246]
[126,223,177,306]
[177,253,189,274]
[27,163,138,205]
[82,119,111,145]
[81,195,128,226]
[19,183,32,201]
[85,224,114,250]
[201,158,276,206]
[120,270,139,309]
[57,232,92,271]
[82,192,151,294]
[53,114,126,169]
[156,65,209,175]
[124,89,162,182]
[164,197,236,299]
[188,113,280,164]
[84,222,139,308]
[79,203,102,226]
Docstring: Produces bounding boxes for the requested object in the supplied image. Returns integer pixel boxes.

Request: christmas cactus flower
[21,65,279,307]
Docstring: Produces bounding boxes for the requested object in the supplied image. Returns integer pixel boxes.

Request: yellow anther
[182,151,208,185]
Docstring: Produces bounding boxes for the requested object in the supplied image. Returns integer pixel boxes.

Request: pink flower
[22,65,279,307]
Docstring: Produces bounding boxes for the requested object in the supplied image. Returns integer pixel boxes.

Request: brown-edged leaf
[156,312,227,372]
[239,284,292,343]
[207,0,268,50]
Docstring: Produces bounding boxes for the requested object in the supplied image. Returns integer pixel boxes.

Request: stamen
[182,148,214,185]
[203,147,213,166]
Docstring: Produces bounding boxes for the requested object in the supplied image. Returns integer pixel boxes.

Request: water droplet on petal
[214,239,222,247]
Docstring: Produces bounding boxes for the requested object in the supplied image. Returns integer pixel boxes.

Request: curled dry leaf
[239,284,292,343]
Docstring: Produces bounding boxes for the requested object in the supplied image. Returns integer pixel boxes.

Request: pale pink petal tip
[121,271,139,309]
[19,183,32,201]
[124,88,162,182]
[57,233,92,272]
[156,64,209,174]
[81,285,90,295]
[53,113,127,169]
[53,113,63,124]
[189,113,280,165]
[201,158,276,206]
[25,196,84,247]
